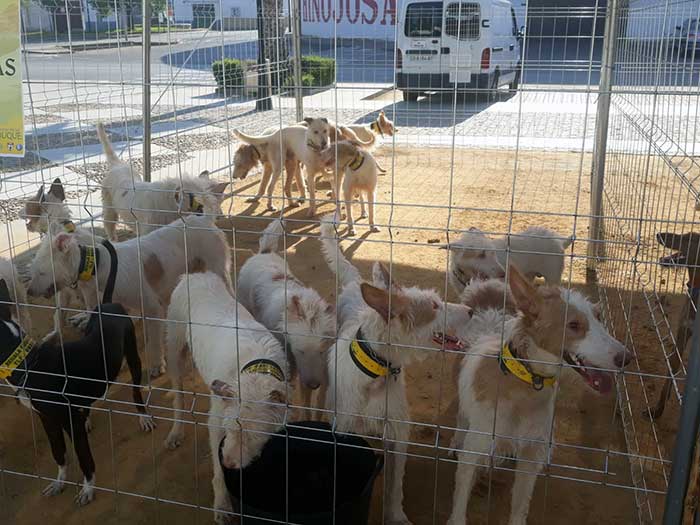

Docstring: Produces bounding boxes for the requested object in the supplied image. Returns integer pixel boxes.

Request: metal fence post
[664,310,700,524]
[291,0,303,122]
[142,0,152,182]
[256,0,272,111]
[586,0,620,282]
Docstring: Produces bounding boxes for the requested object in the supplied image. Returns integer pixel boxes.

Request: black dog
[0,239,153,506]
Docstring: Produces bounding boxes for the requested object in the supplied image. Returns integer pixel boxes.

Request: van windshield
[405,2,443,38]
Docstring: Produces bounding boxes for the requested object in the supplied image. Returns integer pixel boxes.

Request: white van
[396,0,523,101]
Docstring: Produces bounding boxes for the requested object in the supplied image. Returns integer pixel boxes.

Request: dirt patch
[2,147,642,524]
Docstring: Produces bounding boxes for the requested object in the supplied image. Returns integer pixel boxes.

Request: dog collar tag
[0,336,36,380]
[499,343,555,390]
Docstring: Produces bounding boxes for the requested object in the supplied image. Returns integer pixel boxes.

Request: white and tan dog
[165,272,289,524]
[320,216,471,524]
[97,123,230,240]
[447,267,631,525]
[237,219,334,415]
[445,226,573,294]
[299,110,397,150]
[321,141,385,235]
[20,178,72,235]
[27,215,231,377]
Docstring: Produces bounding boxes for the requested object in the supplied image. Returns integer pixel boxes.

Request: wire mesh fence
[1,0,699,522]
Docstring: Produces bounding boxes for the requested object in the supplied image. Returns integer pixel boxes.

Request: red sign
[302,0,396,26]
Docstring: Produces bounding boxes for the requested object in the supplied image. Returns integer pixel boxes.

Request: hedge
[212,58,244,92]
[300,56,335,87]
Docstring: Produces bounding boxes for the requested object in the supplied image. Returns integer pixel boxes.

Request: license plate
[409,55,434,61]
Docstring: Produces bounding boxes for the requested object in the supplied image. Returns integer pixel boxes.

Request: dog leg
[446,435,490,525]
[124,322,156,432]
[508,445,546,525]
[144,297,166,378]
[246,164,271,203]
[359,193,368,219]
[306,170,317,217]
[208,412,235,524]
[294,162,307,204]
[102,188,119,241]
[165,361,186,449]
[284,158,301,208]
[39,413,68,497]
[343,185,356,236]
[385,424,412,525]
[66,412,96,506]
[368,190,380,233]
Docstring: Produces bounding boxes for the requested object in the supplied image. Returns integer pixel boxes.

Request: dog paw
[297,197,306,204]
[165,431,184,450]
[40,330,60,346]
[68,313,90,331]
[288,200,301,208]
[360,212,368,219]
[42,480,65,497]
[75,483,95,506]
[245,196,260,203]
[347,228,356,236]
[386,519,414,525]
[139,415,156,432]
[214,508,236,524]
[370,225,380,233]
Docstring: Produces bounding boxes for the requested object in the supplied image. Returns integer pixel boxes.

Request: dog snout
[320,141,328,150]
[305,380,321,390]
[614,348,633,368]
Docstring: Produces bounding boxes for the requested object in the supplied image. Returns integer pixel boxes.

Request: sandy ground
[1,146,657,524]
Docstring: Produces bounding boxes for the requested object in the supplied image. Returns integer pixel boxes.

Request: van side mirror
[676,25,682,30]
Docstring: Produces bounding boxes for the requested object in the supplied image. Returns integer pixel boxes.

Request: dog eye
[568,320,582,332]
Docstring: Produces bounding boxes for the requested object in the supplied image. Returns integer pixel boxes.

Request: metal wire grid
[1,0,698,523]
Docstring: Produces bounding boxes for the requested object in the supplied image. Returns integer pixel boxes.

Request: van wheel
[509,67,521,92]
[403,90,419,102]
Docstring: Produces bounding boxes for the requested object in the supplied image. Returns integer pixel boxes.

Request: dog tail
[96,122,120,165]
[101,239,119,304]
[338,126,373,147]
[233,128,273,146]
[259,219,284,254]
[319,214,361,287]
[122,315,150,416]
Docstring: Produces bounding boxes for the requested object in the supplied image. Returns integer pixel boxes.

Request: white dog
[165,272,289,524]
[445,226,573,294]
[320,217,471,524]
[298,111,396,151]
[27,215,231,377]
[447,267,631,525]
[320,141,385,235]
[97,123,230,240]
[20,178,72,235]
[237,219,334,416]
[234,118,333,216]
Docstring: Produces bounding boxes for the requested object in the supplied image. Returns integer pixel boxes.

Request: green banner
[0,0,24,158]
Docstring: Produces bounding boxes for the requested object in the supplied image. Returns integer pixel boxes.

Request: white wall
[301,0,398,39]
[21,3,52,33]
[172,0,258,23]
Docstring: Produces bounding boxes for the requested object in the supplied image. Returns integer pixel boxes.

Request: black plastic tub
[219,421,383,525]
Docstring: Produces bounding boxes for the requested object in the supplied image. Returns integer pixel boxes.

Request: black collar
[370,119,384,138]
[349,328,401,379]
[75,244,101,285]
[251,144,262,161]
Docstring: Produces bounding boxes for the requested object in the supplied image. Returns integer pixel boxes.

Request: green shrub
[300,56,335,87]
[212,58,244,91]
[301,73,315,87]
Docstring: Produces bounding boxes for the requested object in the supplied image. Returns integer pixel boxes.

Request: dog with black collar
[164,271,289,524]
[27,214,232,378]
[0,238,154,507]
[319,216,470,525]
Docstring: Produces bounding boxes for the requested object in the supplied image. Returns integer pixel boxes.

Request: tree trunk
[261,0,289,91]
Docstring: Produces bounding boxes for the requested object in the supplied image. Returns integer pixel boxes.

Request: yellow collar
[349,330,400,379]
[241,358,285,383]
[370,120,384,138]
[62,220,76,233]
[0,336,36,380]
[77,245,97,282]
[348,152,365,171]
[499,343,556,390]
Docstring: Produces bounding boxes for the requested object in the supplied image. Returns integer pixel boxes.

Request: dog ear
[507,265,541,320]
[209,181,230,195]
[320,117,329,124]
[36,184,46,203]
[54,233,75,253]
[211,379,237,400]
[372,262,397,291]
[48,178,66,201]
[289,295,306,320]
[268,389,286,405]
[360,282,409,323]
[0,280,12,323]
[303,117,314,124]
[199,170,210,179]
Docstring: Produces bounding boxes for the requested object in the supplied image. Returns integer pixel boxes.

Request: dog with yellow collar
[447,266,631,525]
[0,240,154,507]
[320,141,386,236]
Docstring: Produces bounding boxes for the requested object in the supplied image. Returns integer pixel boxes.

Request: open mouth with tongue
[564,353,614,394]
[433,332,465,352]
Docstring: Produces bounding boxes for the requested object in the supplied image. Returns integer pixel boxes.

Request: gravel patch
[25,130,103,153]
[67,153,189,183]
[25,113,65,126]
[153,132,233,153]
